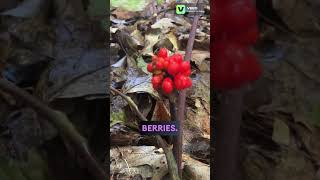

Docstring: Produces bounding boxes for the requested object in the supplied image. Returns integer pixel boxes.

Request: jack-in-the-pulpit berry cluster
[148,48,192,94]
[212,0,262,89]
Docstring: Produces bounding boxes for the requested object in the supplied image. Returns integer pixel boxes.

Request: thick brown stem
[213,88,244,180]
[173,11,201,178]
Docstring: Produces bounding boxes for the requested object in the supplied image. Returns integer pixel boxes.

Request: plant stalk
[213,88,244,180]
[173,13,201,178]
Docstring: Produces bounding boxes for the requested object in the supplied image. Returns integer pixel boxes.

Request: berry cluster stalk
[174,13,201,178]
[214,88,244,180]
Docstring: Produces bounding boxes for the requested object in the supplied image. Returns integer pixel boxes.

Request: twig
[174,7,202,178]
[111,87,180,180]
[0,78,107,180]
[111,87,147,122]
[156,136,180,180]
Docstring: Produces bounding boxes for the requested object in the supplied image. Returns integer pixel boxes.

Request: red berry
[180,61,191,73]
[158,48,168,58]
[174,74,184,90]
[147,63,153,72]
[152,75,163,89]
[167,62,180,75]
[180,75,189,88]
[162,78,174,94]
[163,57,169,69]
[215,0,257,39]
[232,25,259,45]
[211,41,262,89]
[174,75,192,89]
[182,69,191,76]
[170,54,183,64]
[185,77,192,88]
[155,57,165,70]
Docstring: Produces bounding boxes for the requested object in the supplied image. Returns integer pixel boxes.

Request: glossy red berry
[224,1,257,32]
[167,62,180,75]
[180,75,189,88]
[162,78,174,94]
[182,69,191,76]
[185,77,192,88]
[170,54,183,64]
[211,41,262,89]
[147,63,153,72]
[152,75,163,89]
[213,0,257,42]
[174,74,184,90]
[158,48,168,58]
[180,61,191,73]
[163,57,169,68]
[155,57,165,70]
[231,25,259,45]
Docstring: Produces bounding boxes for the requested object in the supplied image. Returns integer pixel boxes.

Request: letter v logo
[176,4,186,14]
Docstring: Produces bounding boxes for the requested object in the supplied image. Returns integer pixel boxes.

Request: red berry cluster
[214,0,259,45]
[147,48,192,94]
[211,0,262,90]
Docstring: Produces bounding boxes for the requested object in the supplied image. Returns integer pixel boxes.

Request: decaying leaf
[43,49,108,100]
[151,18,176,33]
[110,146,167,179]
[167,31,179,51]
[110,146,211,179]
[122,69,160,99]
[151,101,170,121]
[178,50,210,70]
[141,29,161,56]
[183,154,210,180]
